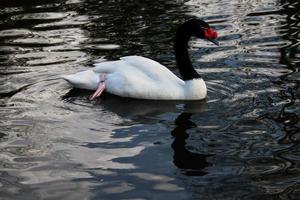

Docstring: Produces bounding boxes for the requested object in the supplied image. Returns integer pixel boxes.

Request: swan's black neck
[174,23,201,81]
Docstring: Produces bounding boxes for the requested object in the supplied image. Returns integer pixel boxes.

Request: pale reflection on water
[0,0,299,199]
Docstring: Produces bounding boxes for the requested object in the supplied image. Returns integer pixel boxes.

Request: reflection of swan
[172,112,212,176]
[62,19,219,100]
[63,89,211,175]
[63,88,206,118]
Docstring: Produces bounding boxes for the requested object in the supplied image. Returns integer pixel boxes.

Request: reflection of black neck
[174,24,201,81]
[171,112,211,176]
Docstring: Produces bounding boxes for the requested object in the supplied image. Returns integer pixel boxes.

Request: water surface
[0,0,299,199]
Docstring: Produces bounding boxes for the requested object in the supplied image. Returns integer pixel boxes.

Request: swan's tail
[62,70,100,90]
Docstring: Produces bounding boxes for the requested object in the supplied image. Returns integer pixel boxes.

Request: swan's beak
[208,38,219,46]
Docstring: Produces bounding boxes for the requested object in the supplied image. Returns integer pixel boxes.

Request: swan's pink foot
[90,74,106,100]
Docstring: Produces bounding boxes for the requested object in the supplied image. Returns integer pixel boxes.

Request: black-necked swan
[62,19,219,100]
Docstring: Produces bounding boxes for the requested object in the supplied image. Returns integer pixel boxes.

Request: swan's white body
[63,56,207,100]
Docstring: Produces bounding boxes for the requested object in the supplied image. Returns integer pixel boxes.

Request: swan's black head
[174,19,219,81]
[181,19,219,45]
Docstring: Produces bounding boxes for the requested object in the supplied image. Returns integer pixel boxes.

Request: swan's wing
[120,56,183,84]
[92,55,183,84]
[92,60,123,74]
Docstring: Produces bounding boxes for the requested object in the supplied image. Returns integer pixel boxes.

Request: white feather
[62,56,207,100]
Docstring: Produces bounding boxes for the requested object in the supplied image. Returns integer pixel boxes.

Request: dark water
[0,0,299,199]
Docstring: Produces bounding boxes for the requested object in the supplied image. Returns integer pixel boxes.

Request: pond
[0,0,299,199]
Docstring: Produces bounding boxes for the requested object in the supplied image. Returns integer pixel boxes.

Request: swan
[62,19,219,100]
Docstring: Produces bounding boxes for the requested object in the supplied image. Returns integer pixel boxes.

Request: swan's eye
[204,28,218,39]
